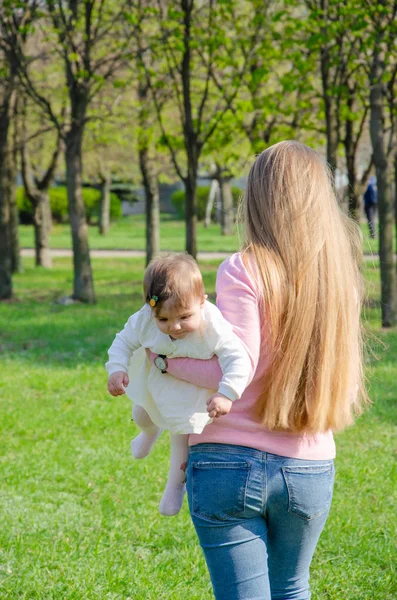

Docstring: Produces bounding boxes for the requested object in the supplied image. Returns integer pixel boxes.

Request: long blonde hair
[241,141,368,433]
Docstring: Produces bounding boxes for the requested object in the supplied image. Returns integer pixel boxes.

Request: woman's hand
[107,371,129,396]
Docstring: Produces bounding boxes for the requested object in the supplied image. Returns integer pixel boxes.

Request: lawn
[18,213,387,255]
[0,258,396,599]
[18,215,240,254]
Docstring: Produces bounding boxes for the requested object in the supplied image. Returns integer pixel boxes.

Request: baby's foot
[130,430,161,459]
[159,483,186,516]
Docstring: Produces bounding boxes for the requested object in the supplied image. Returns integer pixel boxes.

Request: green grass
[0,258,396,599]
[18,214,240,254]
[18,214,388,255]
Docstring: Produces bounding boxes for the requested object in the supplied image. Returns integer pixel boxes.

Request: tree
[366,0,397,326]
[206,2,316,170]
[83,93,137,236]
[83,76,163,263]
[9,102,21,274]
[0,96,16,298]
[10,1,133,303]
[200,112,250,235]
[230,1,304,153]
[20,100,61,268]
[303,0,371,218]
[0,2,33,298]
[137,79,160,264]
[131,17,161,263]
[137,0,244,258]
[304,0,341,173]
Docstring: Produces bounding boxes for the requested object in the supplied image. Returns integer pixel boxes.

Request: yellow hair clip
[149,295,158,307]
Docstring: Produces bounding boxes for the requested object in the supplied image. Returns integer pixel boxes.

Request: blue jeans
[186,444,335,600]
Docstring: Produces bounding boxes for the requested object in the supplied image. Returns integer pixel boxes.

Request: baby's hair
[143,253,205,312]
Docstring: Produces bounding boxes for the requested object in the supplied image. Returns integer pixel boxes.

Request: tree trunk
[369,51,397,327]
[185,165,197,258]
[0,145,12,299]
[324,97,338,174]
[205,179,218,228]
[320,15,338,174]
[139,146,160,265]
[220,177,234,236]
[137,77,160,264]
[395,152,397,281]
[34,192,52,268]
[0,93,13,299]
[65,127,95,303]
[99,172,111,236]
[344,95,360,222]
[19,101,58,269]
[345,152,359,221]
[8,146,21,273]
[181,1,197,259]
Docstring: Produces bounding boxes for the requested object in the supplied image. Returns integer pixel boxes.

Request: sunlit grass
[18,214,241,254]
[19,214,390,255]
[0,258,395,599]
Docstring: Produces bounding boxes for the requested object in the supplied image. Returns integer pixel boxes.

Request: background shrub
[17,186,121,224]
[170,189,186,219]
[171,185,242,221]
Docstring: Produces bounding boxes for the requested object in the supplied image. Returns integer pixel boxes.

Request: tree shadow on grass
[1,292,145,370]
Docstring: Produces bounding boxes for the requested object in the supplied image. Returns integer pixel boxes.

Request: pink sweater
[167,252,335,460]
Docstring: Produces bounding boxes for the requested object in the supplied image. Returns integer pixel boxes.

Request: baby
[106,253,251,515]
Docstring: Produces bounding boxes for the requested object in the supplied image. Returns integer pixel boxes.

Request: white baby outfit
[106,300,251,434]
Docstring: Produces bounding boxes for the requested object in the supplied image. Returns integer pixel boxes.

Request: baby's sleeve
[105,309,143,375]
[205,303,252,401]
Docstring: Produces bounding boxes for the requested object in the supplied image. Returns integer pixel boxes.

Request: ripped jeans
[186,444,335,600]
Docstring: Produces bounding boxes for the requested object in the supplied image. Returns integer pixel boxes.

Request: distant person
[156,141,368,599]
[363,176,377,238]
[105,253,250,516]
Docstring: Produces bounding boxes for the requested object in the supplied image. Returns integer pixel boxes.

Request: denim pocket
[190,461,251,522]
[282,463,334,521]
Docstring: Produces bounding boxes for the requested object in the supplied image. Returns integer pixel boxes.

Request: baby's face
[153,297,204,340]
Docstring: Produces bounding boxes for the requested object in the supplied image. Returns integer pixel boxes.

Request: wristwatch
[154,354,168,373]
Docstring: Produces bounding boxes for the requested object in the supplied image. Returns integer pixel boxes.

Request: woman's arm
[215,254,262,382]
[149,253,262,388]
[148,351,223,390]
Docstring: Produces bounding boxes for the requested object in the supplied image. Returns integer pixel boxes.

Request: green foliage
[170,186,241,220]
[83,188,121,224]
[17,186,121,225]
[49,187,69,223]
[170,189,185,219]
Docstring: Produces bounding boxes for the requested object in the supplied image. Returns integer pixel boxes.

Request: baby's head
[143,253,205,339]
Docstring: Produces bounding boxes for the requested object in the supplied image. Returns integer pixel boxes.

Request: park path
[21,248,381,260]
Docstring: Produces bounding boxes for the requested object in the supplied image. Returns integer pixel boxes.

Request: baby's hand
[207,393,233,419]
[107,371,129,396]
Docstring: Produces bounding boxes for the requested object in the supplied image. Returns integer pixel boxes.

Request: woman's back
[189,252,336,459]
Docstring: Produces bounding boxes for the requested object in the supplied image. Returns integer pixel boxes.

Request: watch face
[154,356,167,371]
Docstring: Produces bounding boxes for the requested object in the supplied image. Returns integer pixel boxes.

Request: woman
[155,141,368,599]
